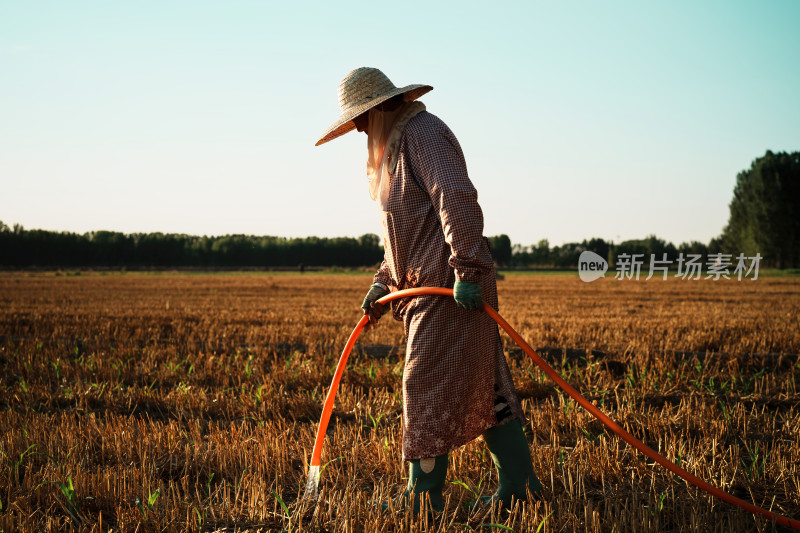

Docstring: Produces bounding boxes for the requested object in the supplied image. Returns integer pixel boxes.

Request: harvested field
[0,272,799,532]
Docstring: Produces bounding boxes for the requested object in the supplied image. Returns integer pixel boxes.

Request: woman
[315,67,541,513]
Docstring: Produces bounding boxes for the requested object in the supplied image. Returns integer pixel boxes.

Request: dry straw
[315,67,433,146]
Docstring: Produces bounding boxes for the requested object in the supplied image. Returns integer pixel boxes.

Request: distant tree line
[488,234,710,269]
[2,151,795,269]
[0,222,789,270]
[0,224,726,270]
[0,224,384,268]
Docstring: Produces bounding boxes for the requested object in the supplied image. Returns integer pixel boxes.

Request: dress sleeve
[373,256,393,287]
[406,119,494,283]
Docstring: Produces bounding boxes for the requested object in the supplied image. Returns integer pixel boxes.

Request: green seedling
[625,368,637,388]
[563,398,575,415]
[320,456,344,473]
[580,427,597,442]
[90,382,106,397]
[392,392,403,407]
[694,361,703,375]
[658,490,668,512]
[366,413,383,429]
[743,442,769,482]
[3,444,37,483]
[51,358,62,379]
[449,479,479,500]
[450,473,486,502]
[110,358,123,379]
[192,505,205,527]
[252,385,264,406]
[235,468,249,493]
[536,511,554,533]
[181,431,195,446]
[166,356,189,374]
[598,389,609,407]
[718,401,732,425]
[79,355,96,373]
[148,486,161,508]
[285,351,297,372]
[135,487,160,519]
[245,356,255,379]
[205,473,215,498]
[272,489,291,518]
[37,475,84,526]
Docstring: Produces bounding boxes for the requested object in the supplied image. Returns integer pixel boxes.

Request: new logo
[578,251,608,282]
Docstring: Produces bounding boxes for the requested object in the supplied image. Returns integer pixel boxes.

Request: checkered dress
[373,111,524,461]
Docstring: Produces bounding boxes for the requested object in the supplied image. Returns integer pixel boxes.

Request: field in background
[1,272,798,532]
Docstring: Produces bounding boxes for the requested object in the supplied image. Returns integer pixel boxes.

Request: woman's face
[353,111,369,134]
[353,96,403,135]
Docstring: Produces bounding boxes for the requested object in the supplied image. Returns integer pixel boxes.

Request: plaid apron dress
[373,111,524,460]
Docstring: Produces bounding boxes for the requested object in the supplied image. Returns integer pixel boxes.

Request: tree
[487,234,512,267]
[532,239,550,265]
[717,150,800,268]
[583,238,610,260]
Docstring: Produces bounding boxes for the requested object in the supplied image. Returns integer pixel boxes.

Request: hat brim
[315,84,433,146]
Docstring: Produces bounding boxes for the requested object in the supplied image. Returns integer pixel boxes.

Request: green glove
[361,283,390,327]
[453,281,482,310]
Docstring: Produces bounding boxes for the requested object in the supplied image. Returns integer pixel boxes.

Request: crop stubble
[0,272,798,532]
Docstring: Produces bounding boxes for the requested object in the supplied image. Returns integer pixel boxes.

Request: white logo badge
[578,251,608,283]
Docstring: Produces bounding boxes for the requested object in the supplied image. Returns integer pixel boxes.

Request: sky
[1,1,798,248]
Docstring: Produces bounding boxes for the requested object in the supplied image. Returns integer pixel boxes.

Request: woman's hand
[361,283,390,330]
[453,281,483,310]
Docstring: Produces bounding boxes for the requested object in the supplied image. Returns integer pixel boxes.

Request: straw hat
[315,67,433,146]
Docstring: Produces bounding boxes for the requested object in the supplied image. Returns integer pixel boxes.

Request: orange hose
[306,287,799,529]
[308,313,370,469]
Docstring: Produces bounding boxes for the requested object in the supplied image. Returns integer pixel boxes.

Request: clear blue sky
[1,1,798,247]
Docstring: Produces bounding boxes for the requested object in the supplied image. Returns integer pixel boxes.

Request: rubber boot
[481,418,542,508]
[404,453,448,514]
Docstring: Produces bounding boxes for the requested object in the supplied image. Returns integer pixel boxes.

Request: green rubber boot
[481,419,542,508]
[405,453,448,514]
